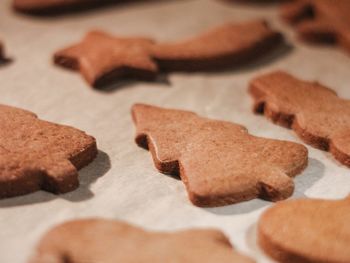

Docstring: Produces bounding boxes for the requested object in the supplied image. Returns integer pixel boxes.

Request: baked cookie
[54,20,283,88]
[0,104,97,198]
[152,20,282,71]
[250,71,350,167]
[29,218,255,263]
[281,0,350,54]
[132,104,308,207]
[54,31,157,87]
[258,196,350,263]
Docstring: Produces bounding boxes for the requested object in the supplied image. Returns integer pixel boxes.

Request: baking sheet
[1,0,350,262]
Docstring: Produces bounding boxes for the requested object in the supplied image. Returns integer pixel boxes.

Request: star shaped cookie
[54,31,158,87]
[54,20,283,88]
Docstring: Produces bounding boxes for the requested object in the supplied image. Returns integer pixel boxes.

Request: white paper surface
[0,0,350,262]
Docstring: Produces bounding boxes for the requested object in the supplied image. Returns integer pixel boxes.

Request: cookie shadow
[62,150,111,202]
[0,57,14,67]
[204,158,324,216]
[231,41,294,74]
[245,223,274,262]
[97,73,170,93]
[243,159,325,261]
[0,150,111,207]
[292,157,325,198]
[97,41,293,91]
[13,0,182,17]
[205,199,270,216]
[221,0,289,6]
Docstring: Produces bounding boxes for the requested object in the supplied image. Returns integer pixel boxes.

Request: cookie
[132,104,308,207]
[54,20,283,88]
[249,71,350,167]
[280,0,350,54]
[0,104,97,198]
[152,20,282,71]
[29,218,255,263]
[54,31,157,87]
[258,196,350,263]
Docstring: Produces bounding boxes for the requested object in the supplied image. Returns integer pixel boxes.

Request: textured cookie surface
[29,218,255,263]
[250,71,350,167]
[281,0,350,54]
[258,196,350,263]
[54,20,282,87]
[0,104,97,198]
[152,20,282,71]
[132,104,307,207]
[54,31,157,87]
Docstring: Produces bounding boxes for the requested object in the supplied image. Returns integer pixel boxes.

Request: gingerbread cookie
[132,104,308,207]
[250,71,350,167]
[0,104,97,198]
[54,31,157,87]
[30,218,255,263]
[281,0,350,54]
[258,196,350,263]
[152,20,282,71]
[54,20,283,88]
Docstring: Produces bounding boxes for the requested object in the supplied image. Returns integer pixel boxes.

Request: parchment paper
[1,0,350,262]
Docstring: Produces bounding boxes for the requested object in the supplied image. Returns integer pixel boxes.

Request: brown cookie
[29,218,255,263]
[258,196,350,263]
[54,20,283,88]
[0,104,97,198]
[132,104,308,207]
[152,20,282,71]
[54,31,158,87]
[280,0,350,54]
[249,71,350,167]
